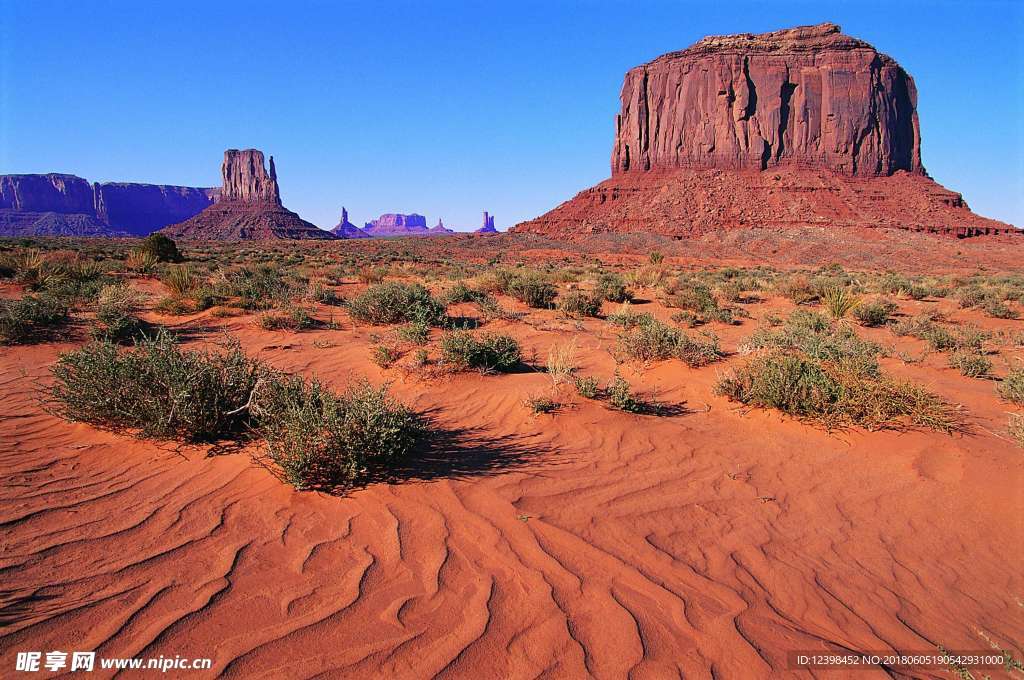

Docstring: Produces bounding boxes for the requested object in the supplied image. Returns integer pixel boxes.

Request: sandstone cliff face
[0,174,96,214]
[220,149,282,204]
[515,23,1014,239]
[611,23,922,178]
[161,149,333,240]
[0,173,215,237]
[93,183,216,236]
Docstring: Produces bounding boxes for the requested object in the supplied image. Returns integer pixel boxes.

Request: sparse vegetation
[0,293,69,344]
[853,298,897,327]
[92,283,145,342]
[558,290,602,318]
[716,352,958,431]
[136,233,182,263]
[440,330,521,372]
[347,282,447,326]
[998,367,1024,404]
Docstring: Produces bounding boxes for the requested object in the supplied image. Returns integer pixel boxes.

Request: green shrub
[777,275,820,305]
[444,281,488,304]
[440,330,521,372]
[595,273,631,303]
[948,350,991,378]
[853,298,897,327]
[955,285,988,309]
[982,298,1017,319]
[997,368,1024,404]
[558,290,603,317]
[256,306,314,331]
[137,233,182,263]
[743,311,881,375]
[305,280,340,306]
[347,282,447,326]
[615,318,722,367]
[574,375,600,399]
[161,264,201,298]
[0,293,69,344]
[371,343,401,368]
[822,286,860,320]
[607,373,643,413]
[606,303,655,328]
[397,322,430,345]
[212,265,292,310]
[255,378,424,490]
[716,352,958,431]
[47,331,270,441]
[525,394,560,414]
[92,283,144,342]
[1010,414,1024,449]
[508,274,557,308]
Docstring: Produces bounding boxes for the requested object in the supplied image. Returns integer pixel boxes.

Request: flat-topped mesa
[612,22,922,178]
[220,149,282,204]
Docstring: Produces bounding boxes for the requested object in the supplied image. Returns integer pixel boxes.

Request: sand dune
[1,286,1021,679]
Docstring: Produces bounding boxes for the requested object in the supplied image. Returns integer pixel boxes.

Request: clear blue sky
[1,0,1021,231]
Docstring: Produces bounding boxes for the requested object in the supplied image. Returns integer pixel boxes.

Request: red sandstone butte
[162,149,334,240]
[514,23,1016,239]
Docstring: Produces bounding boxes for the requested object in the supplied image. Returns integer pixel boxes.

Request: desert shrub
[256,306,314,331]
[615,318,722,366]
[397,321,430,345]
[777,275,820,305]
[508,274,557,309]
[558,290,603,318]
[955,285,988,309]
[853,298,897,327]
[473,294,518,321]
[525,394,560,414]
[595,272,631,303]
[546,341,578,384]
[126,249,159,274]
[305,280,340,306]
[358,267,388,285]
[440,330,521,372]
[822,286,860,320]
[371,343,401,368]
[948,350,991,378]
[982,298,1017,319]
[718,280,745,303]
[444,281,488,304]
[0,293,69,345]
[574,375,600,399]
[255,378,424,490]
[606,302,655,329]
[47,331,270,441]
[607,373,643,413]
[649,251,664,265]
[162,264,201,298]
[997,368,1024,404]
[137,233,182,263]
[664,279,716,314]
[716,352,958,431]
[1010,414,1024,449]
[907,284,932,301]
[92,283,144,342]
[876,272,912,296]
[347,282,447,326]
[742,311,881,375]
[213,265,292,310]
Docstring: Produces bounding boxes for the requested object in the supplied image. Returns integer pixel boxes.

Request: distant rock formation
[162,149,334,240]
[514,23,1015,239]
[363,213,429,237]
[475,211,498,233]
[429,218,454,235]
[0,173,215,237]
[330,207,370,238]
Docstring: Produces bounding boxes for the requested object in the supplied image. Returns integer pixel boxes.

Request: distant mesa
[362,213,429,237]
[330,208,370,238]
[0,172,215,237]
[514,23,1016,239]
[161,149,335,240]
[475,211,498,234]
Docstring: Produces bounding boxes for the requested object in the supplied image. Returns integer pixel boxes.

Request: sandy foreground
[1,273,1022,679]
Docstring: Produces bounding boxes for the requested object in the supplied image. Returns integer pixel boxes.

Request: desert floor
[1,234,1022,679]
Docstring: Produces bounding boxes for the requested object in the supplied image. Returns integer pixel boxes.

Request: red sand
[1,279,1021,678]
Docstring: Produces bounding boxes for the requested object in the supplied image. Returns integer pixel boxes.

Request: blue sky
[1,0,1021,231]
